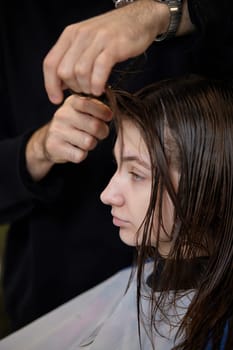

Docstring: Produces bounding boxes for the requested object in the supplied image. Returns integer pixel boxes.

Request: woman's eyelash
[129,171,144,181]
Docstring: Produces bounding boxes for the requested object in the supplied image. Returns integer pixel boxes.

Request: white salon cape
[0,263,193,350]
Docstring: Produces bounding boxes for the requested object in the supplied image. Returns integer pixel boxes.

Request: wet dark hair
[106,75,233,349]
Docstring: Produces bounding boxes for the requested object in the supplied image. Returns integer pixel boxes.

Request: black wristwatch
[155,0,183,41]
[113,0,183,41]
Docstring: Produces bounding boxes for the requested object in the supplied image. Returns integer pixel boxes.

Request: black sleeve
[188,0,232,39]
[0,39,63,224]
[188,0,233,78]
[0,131,63,223]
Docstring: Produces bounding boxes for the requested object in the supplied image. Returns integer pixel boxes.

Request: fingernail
[92,87,103,97]
[49,95,62,104]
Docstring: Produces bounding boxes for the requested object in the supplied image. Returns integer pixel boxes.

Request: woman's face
[100,120,177,256]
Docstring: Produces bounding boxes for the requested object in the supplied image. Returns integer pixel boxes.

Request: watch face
[157,0,182,3]
[114,0,134,8]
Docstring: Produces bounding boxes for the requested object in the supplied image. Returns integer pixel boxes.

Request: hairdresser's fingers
[45,138,89,164]
[91,50,117,96]
[72,35,120,96]
[55,30,95,94]
[67,95,112,123]
[44,1,169,101]
[44,114,100,164]
[43,26,79,104]
[51,99,110,145]
[72,41,105,95]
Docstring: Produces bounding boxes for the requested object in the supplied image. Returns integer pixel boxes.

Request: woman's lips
[111,214,129,227]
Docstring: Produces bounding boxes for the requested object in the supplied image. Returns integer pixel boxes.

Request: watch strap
[155,0,183,41]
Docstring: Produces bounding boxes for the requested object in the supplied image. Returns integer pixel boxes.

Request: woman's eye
[130,172,145,181]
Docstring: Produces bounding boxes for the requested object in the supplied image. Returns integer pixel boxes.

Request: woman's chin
[119,229,137,247]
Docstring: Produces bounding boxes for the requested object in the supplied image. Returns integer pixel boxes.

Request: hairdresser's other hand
[26,95,112,181]
[43,0,170,103]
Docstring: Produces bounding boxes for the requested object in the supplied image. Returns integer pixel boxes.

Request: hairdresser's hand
[43,0,170,103]
[26,95,112,181]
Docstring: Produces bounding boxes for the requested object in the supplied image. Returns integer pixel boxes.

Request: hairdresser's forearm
[43,0,195,101]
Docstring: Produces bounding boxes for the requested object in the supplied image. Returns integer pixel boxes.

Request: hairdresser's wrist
[129,0,172,39]
[150,0,195,38]
[115,0,194,39]
[26,124,54,182]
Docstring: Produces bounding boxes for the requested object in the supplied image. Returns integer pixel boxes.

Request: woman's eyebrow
[113,147,150,170]
[121,155,151,170]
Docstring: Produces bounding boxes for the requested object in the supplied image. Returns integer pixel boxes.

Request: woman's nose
[100,174,124,207]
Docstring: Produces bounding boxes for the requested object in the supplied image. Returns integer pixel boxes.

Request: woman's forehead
[114,120,150,165]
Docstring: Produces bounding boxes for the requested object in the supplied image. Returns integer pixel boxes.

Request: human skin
[43,0,194,103]
[100,119,177,256]
[26,95,112,181]
[29,0,194,181]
